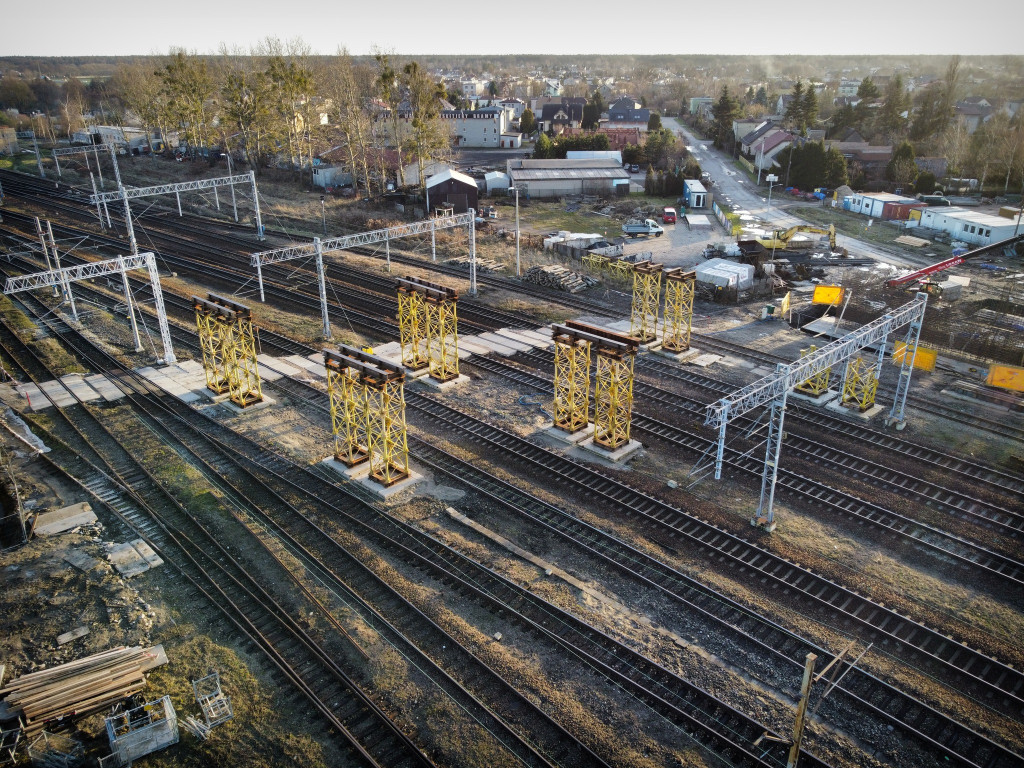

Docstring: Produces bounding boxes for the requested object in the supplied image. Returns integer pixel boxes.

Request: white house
[461,79,488,98]
[912,207,1017,246]
[442,107,509,148]
[484,171,510,194]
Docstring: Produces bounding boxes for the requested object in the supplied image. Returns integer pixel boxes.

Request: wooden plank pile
[444,256,505,272]
[0,646,166,736]
[525,265,599,293]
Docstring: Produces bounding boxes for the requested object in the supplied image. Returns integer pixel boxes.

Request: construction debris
[104,695,178,767]
[0,646,167,737]
[181,716,211,741]
[524,265,599,293]
[192,672,232,728]
[444,256,504,272]
[26,731,82,768]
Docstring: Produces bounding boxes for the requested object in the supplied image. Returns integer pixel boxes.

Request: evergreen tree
[877,74,908,141]
[745,86,755,103]
[785,80,805,133]
[534,131,553,159]
[648,112,662,131]
[857,77,880,99]
[644,165,656,195]
[755,86,768,107]
[800,87,818,135]
[886,141,915,180]
[823,146,849,188]
[711,86,739,151]
[582,90,604,130]
[519,108,535,135]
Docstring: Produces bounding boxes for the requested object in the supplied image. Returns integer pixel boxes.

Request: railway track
[0,272,839,768]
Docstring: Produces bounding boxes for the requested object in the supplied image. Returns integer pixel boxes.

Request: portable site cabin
[683,179,707,209]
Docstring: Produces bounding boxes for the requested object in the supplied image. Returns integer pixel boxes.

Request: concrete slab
[256,363,283,382]
[496,329,547,349]
[687,353,723,367]
[416,373,470,391]
[37,380,77,408]
[472,334,524,357]
[138,366,200,402]
[654,346,702,363]
[478,332,532,353]
[107,539,162,578]
[174,359,206,375]
[455,337,493,356]
[16,382,52,410]
[33,502,97,536]
[825,399,886,421]
[85,374,126,402]
[62,548,105,573]
[543,422,594,444]
[368,341,403,358]
[579,437,644,463]
[790,389,840,406]
[284,355,326,378]
[60,375,102,403]
[256,355,300,378]
[514,328,556,346]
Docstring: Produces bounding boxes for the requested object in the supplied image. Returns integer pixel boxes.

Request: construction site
[0,147,1022,768]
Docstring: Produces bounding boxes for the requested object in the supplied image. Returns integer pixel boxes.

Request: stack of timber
[0,646,166,736]
[445,256,504,272]
[524,265,598,293]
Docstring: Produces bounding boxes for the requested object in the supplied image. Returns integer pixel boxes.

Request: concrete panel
[60,375,102,403]
[38,380,77,408]
[284,355,326,378]
[16,382,52,410]
[475,333,528,356]
[456,337,493,356]
[33,502,97,536]
[85,374,126,402]
[496,329,547,348]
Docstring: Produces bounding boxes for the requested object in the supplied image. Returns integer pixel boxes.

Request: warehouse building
[506,158,630,199]
[909,207,1018,246]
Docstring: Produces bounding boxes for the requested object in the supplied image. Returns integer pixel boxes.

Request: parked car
[630,164,640,173]
[622,219,665,238]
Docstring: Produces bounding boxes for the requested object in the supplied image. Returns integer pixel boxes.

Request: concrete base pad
[33,502,97,536]
[751,516,777,532]
[219,394,276,415]
[654,346,701,363]
[354,469,424,501]
[403,364,432,379]
[107,539,163,578]
[416,373,470,390]
[543,423,594,444]
[790,389,840,406]
[638,340,662,353]
[579,437,643,463]
[824,400,885,421]
[321,456,371,480]
[686,353,723,367]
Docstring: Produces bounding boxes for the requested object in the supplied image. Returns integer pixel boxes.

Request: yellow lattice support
[582,253,609,272]
[325,363,368,466]
[552,330,591,434]
[425,295,460,382]
[608,259,633,279]
[841,356,879,411]
[795,345,832,396]
[593,349,635,450]
[193,301,229,394]
[662,269,695,353]
[397,285,428,370]
[365,375,410,487]
[224,313,264,408]
[629,261,663,344]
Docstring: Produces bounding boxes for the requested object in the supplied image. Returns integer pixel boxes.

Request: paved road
[662,116,921,270]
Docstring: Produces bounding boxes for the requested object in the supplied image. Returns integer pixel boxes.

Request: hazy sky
[6,0,1024,57]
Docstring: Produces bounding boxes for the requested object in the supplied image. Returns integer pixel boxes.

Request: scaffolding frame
[794,345,832,396]
[552,328,592,435]
[705,293,929,528]
[324,349,370,467]
[192,294,263,407]
[192,672,233,728]
[629,261,663,343]
[398,277,459,382]
[840,355,880,411]
[327,345,409,487]
[3,251,175,364]
[104,695,178,768]
[662,268,696,353]
[397,282,429,370]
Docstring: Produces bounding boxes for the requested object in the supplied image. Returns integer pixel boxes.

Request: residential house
[837,79,861,97]
[607,97,651,130]
[538,99,585,134]
[740,121,780,155]
[688,97,713,116]
[825,138,893,182]
[559,126,643,151]
[462,79,489,98]
[442,106,522,148]
[750,130,794,171]
[499,98,526,121]
[954,98,994,134]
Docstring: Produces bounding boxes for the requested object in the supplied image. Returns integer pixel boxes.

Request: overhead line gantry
[249,211,477,341]
[704,293,928,529]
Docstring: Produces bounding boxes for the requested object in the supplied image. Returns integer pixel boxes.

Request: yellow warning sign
[779,291,791,315]
[892,343,937,372]
[986,365,1024,392]
[812,285,845,305]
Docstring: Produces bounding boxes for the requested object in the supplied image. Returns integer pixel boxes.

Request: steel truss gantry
[629,261,663,344]
[249,211,477,331]
[324,345,409,486]
[553,321,639,450]
[704,293,928,529]
[191,294,263,408]
[794,345,832,396]
[661,268,696,353]
[4,251,175,364]
[51,143,122,192]
[90,172,263,255]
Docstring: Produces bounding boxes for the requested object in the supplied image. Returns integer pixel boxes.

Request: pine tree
[785,80,805,133]
[800,87,818,135]
[711,86,739,151]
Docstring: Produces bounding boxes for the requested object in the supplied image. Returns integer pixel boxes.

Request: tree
[711,86,739,151]
[644,165,656,195]
[823,146,849,188]
[156,50,215,151]
[876,74,909,142]
[533,132,553,159]
[582,90,604,131]
[0,75,36,113]
[322,48,373,192]
[754,86,768,107]
[519,108,535,135]
[785,80,806,133]
[886,141,916,182]
[647,112,662,131]
[403,61,451,195]
[915,171,937,194]
[800,87,818,135]
[857,77,880,99]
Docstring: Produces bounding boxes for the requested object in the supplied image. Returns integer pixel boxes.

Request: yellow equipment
[629,261,663,344]
[794,345,832,396]
[192,294,264,408]
[661,268,695,353]
[757,224,837,252]
[397,277,460,383]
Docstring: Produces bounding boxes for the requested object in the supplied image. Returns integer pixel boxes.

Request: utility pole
[513,186,521,277]
[787,653,816,768]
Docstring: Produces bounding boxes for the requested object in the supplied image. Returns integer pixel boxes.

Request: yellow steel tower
[661,269,696,353]
[795,345,832,396]
[629,261,663,344]
[323,350,369,467]
[210,294,263,408]
[564,321,639,451]
[841,356,879,411]
[193,296,229,394]
[399,277,459,383]
[365,365,410,486]
[397,282,428,371]
[551,326,592,435]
